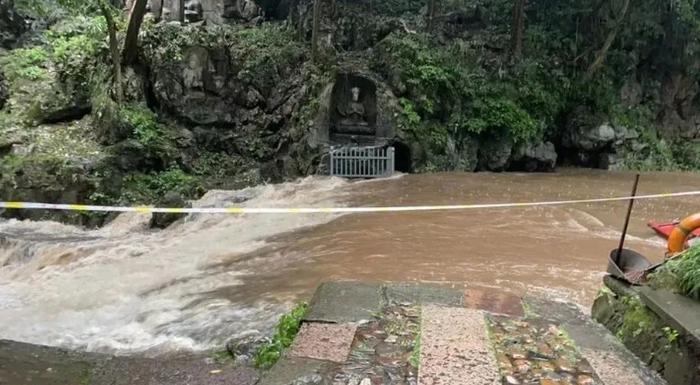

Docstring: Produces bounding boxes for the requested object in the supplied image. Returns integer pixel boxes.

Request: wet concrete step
[418,305,499,385]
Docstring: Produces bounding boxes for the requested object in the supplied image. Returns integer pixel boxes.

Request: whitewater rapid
[0,177,349,354]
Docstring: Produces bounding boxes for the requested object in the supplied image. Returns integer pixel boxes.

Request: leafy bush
[254,303,308,369]
[120,168,203,204]
[120,105,166,148]
[671,140,700,171]
[670,245,700,300]
[0,47,50,82]
[464,97,539,142]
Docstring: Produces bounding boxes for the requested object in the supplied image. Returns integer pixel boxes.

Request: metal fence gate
[329,146,395,178]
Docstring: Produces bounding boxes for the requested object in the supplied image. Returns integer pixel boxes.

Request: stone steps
[418,306,499,385]
[259,282,667,385]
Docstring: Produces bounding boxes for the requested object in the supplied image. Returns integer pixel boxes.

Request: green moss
[79,367,92,385]
[409,329,421,368]
[0,15,107,124]
[120,105,166,148]
[254,302,307,369]
[0,46,50,82]
[141,23,304,95]
[615,296,655,341]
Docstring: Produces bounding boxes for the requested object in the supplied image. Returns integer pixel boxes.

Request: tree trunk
[427,0,436,32]
[510,0,525,59]
[179,0,185,22]
[98,0,123,104]
[122,0,148,65]
[586,0,630,77]
[311,0,321,63]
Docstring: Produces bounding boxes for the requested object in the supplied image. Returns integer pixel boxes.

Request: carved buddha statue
[337,87,373,134]
[183,50,204,92]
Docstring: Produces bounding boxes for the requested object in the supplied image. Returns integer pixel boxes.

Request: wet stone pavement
[331,305,420,385]
[259,281,666,385]
[488,318,599,385]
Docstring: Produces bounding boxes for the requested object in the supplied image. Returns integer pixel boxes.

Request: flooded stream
[1,169,699,354]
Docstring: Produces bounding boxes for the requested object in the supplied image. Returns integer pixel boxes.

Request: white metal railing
[329,146,395,178]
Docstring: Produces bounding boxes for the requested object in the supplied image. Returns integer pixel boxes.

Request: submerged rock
[225,333,270,364]
[290,374,327,385]
[149,191,189,228]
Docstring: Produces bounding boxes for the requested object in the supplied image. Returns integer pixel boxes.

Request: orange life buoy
[668,213,700,254]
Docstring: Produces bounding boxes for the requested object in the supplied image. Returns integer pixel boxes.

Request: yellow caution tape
[1,191,699,214]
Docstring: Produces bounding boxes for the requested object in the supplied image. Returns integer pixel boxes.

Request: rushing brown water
[1,169,698,353]
[220,169,700,308]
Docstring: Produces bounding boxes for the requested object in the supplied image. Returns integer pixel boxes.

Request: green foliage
[671,141,700,171]
[606,105,695,171]
[141,23,304,97]
[192,152,245,178]
[232,25,304,95]
[669,245,700,300]
[615,296,655,340]
[464,97,539,142]
[0,47,49,82]
[409,330,421,368]
[662,326,680,344]
[0,14,108,124]
[120,168,203,204]
[399,98,421,129]
[119,105,166,148]
[254,303,308,369]
[47,16,108,83]
[371,0,424,16]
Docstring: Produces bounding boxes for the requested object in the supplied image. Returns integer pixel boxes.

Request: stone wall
[592,276,700,385]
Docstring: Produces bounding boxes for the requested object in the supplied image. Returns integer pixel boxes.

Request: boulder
[4,66,91,124]
[598,152,622,171]
[451,136,478,172]
[563,121,616,151]
[477,136,512,171]
[511,141,557,172]
[225,333,270,364]
[0,0,27,49]
[149,191,189,228]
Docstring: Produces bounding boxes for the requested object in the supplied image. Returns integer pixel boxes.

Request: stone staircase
[259,282,667,385]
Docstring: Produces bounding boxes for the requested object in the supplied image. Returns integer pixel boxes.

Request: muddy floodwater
[1,169,699,354]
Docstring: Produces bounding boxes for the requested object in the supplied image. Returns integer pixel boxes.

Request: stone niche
[155,0,261,23]
[329,74,378,144]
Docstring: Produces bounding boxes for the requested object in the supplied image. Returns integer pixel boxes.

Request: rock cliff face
[0,69,6,110]
[1,0,700,225]
[0,0,27,48]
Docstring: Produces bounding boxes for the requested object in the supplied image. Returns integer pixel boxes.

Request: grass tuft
[254,302,307,369]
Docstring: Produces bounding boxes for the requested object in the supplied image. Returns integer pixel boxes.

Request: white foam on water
[0,176,349,354]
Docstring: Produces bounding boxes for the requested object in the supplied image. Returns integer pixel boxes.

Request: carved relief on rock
[182,47,208,96]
